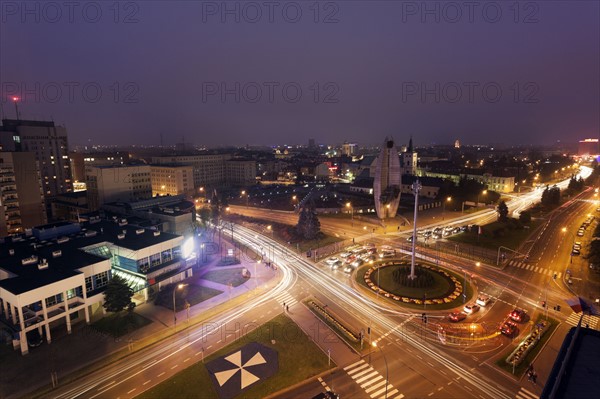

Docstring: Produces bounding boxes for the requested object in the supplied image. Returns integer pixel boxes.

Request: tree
[497,200,509,222]
[103,275,134,313]
[296,204,321,240]
[519,210,532,224]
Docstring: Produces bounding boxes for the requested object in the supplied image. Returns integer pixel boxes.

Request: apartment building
[0,152,47,236]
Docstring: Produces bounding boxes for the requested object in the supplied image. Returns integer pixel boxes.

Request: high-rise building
[85,165,152,210]
[0,119,73,199]
[373,137,401,220]
[0,152,47,236]
[150,164,194,196]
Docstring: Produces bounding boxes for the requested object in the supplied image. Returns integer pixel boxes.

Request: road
[45,168,594,399]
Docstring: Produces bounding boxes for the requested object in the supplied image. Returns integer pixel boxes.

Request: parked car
[476,296,491,307]
[325,257,339,265]
[351,259,364,267]
[572,249,581,256]
[27,329,43,347]
[509,309,526,323]
[449,312,467,322]
[577,229,585,237]
[463,304,480,314]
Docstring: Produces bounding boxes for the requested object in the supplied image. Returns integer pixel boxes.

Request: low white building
[0,218,192,355]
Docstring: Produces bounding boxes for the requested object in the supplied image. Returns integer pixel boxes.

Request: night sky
[1,1,598,147]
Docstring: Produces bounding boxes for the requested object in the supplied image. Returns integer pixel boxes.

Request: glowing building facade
[373,137,401,220]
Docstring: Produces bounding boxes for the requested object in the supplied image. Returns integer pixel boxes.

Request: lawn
[156,284,223,311]
[90,312,152,338]
[447,219,541,251]
[374,265,453,299]
[138,314,333,399]
[202,268,249,287]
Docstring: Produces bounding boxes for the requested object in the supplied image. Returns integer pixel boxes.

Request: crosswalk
[507,261,561,278]
[273,291,297,308]
[516,387,538,399]
[565,312,599,329]
[343,359,404,399]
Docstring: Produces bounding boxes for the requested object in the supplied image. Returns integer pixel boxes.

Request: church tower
[401,136,418,175]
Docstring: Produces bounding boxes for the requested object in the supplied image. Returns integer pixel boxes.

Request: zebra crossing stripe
[384,388,399,397]
[347,363,370,375]
[360,375,383,387]
[355,370,378,384]
[516,386,538,399]
[344,360,365,371]
[365,380,387,393]
[370,384,394,398]
[352,367,376,380]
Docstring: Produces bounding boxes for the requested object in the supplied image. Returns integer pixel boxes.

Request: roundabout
[359,260,474,309]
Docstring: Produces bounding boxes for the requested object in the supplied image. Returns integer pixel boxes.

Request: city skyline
[1,1,598,147]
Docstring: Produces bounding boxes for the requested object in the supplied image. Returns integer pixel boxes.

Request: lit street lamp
[442,196,452,220]
[346,202,354,226]
[173,283,186,331]
[372,342,389,399]
[477,190,488,208]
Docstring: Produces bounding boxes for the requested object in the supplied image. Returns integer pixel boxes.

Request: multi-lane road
[43,167,596,399]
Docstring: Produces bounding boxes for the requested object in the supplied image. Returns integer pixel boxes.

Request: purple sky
[1,1,598,147]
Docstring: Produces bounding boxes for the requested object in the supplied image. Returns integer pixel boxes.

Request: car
[27,329,43,347]
[577,229,585,237]
[463,304,480,314]
[449,312,467,322]
[572,249,581,256]
[509,309,526,323]
[351,259,364,267]
[379,250,395,258]
[407,235,414,242]
[367,247,377,254]
[500,321,519,337]
[312,392,339,399]
[345,255,356,264]
[573,243,581,250]
[452,227,462,234]
[339,252,351,258]
[343,265,353,273]
[476,296,491,307]
[330,261,341,270]
[362,254,377,262]
[325,257,339,265]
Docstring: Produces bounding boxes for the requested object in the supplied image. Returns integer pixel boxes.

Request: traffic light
[367,327,371,335]
[542,301,546,308]
[557,305,561,311]
[422,313,427,324]
[553,273,557,280]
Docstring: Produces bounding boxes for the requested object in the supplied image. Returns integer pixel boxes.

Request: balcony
[1,189,17,195]
[4,198,18,205]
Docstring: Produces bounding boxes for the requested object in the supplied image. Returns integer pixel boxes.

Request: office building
[0,218,191,355]
[85,165,152,211]
[150,164,194,197]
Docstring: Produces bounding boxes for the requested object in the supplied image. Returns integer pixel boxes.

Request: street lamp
[346,202,354,226]
[173,283,186,331]
[477,190,488,208]
[442,196,452,220]
[372,342,389,399]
